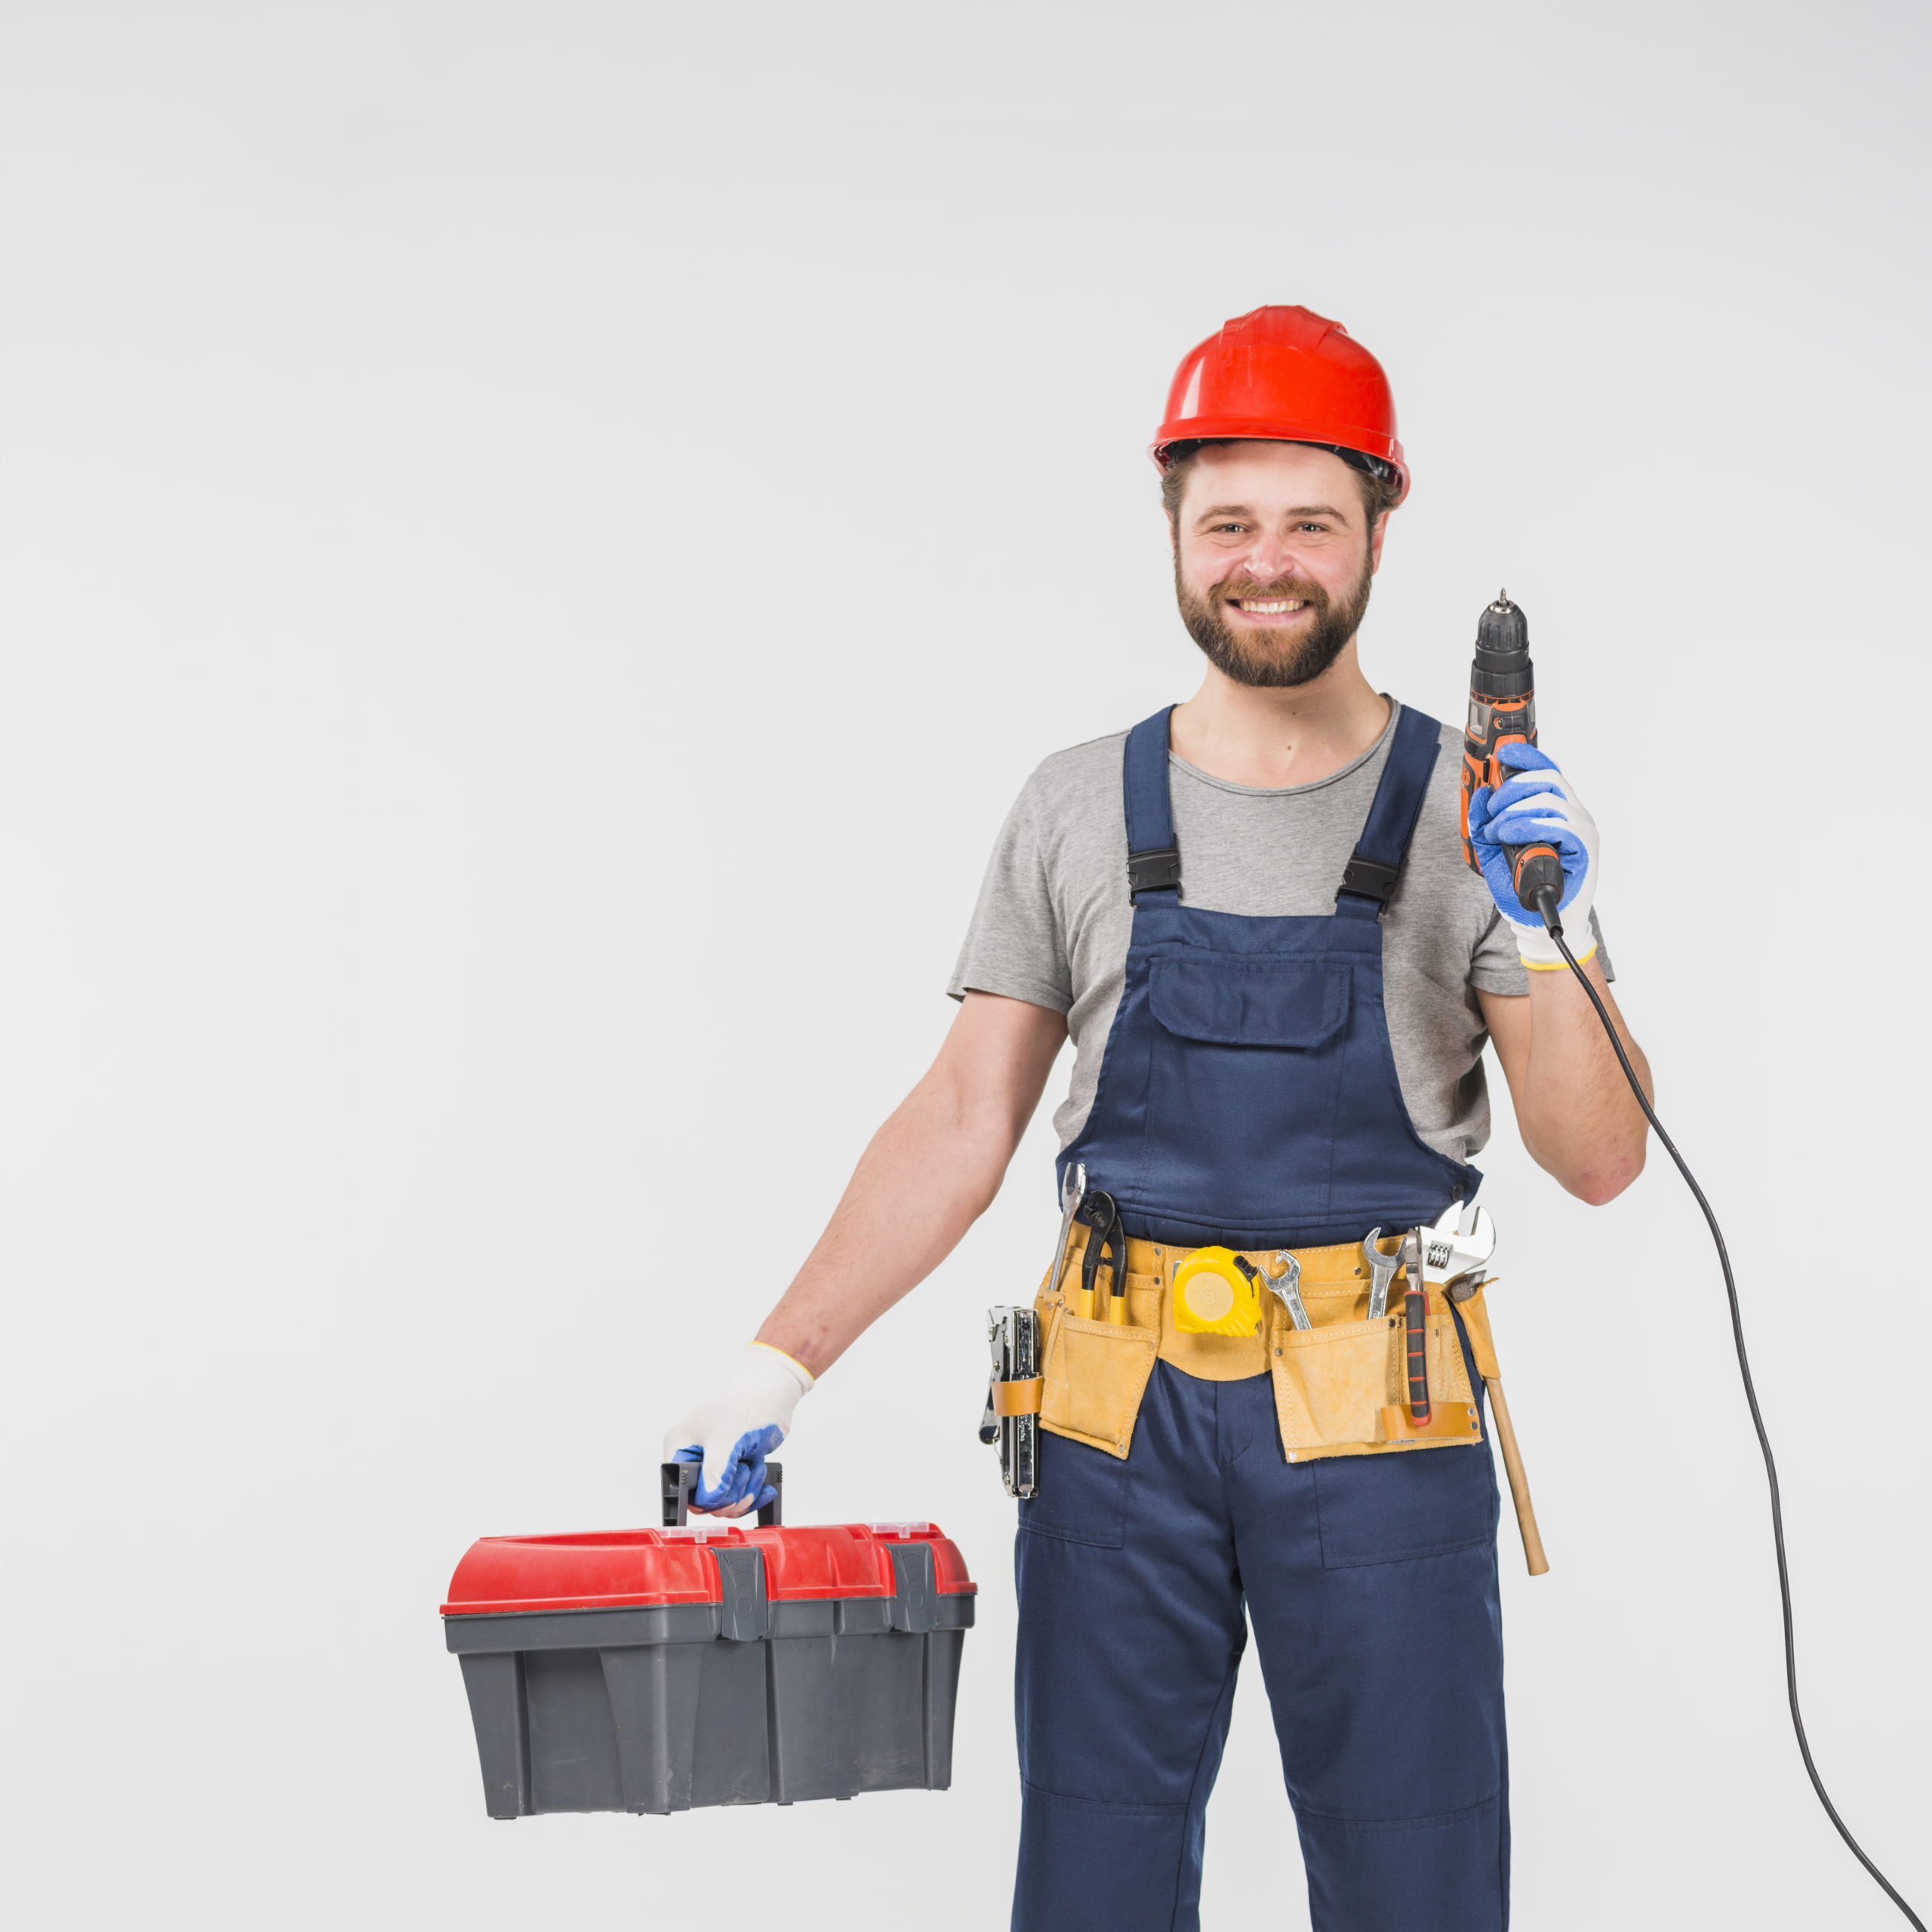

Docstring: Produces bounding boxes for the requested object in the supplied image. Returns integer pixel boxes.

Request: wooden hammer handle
[1484,1375,1549,1576]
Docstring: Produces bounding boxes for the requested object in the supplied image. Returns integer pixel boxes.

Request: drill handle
[1463,745,1565,931]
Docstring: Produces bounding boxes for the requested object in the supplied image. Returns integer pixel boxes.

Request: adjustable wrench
[1419,1201,1497,1284]
[1361,1227,1403,1321]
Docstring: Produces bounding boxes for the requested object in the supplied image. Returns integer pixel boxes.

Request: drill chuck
[1471,594,1533,694]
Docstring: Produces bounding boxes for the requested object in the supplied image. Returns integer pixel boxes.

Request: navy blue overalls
[1012,706,1509,1932]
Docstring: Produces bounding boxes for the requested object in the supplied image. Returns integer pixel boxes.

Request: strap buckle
[1128,844,1182,902]
[1336,853,1401,911]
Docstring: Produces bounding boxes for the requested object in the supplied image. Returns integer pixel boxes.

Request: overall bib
[1013,706,1509,1932]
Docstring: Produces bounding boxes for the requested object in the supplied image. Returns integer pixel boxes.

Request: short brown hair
[1160,439,1403,531]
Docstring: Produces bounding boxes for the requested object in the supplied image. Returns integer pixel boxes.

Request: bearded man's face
[1168,442,1382,689]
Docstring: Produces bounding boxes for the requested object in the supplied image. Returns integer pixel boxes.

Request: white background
[5,2,1928,1926]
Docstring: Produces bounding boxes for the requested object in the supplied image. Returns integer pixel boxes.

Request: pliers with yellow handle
[1078,1191,1126,1323]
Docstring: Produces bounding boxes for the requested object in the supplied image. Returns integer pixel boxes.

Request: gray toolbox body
[441,1475,975,1818]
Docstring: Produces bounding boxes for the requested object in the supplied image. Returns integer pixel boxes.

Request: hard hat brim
[1149,423,1410,504]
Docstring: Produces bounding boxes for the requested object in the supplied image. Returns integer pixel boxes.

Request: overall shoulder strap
[1335,705,1443,919]
[1122,708,1182,903]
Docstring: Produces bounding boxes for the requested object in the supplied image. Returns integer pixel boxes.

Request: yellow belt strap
[991,1377,1044,1417]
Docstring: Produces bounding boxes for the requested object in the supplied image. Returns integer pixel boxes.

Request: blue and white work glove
[1467,742,1600,970]
[662,1343,814,1515]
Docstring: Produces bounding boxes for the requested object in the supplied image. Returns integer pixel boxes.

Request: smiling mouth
[1229,598,1307,616]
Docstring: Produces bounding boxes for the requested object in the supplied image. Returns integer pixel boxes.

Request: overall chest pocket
[1141,955,1352,1229]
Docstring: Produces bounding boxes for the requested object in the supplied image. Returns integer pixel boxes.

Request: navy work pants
[1012,1361,1508,1931]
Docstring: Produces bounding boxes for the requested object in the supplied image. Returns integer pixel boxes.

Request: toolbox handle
[660,1460,783,1529]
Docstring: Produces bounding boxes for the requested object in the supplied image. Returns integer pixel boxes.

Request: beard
[1174,552,1374,688]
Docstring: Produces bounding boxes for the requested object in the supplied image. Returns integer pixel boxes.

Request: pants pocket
[1018,1426,1131,1547]
[1038,1309,1159,1459]
[1310,1441,1499,1567]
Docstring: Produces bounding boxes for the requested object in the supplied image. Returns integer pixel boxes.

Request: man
[666,304,1651,1930]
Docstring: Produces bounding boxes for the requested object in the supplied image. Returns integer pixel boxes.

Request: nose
[1236,534,1303,586]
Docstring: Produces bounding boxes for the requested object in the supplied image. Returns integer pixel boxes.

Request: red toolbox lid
[441,1521,976,1617]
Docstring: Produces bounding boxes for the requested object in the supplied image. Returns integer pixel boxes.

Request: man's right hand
[661,1343,814,1515]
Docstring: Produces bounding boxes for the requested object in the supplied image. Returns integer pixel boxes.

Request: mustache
[1214,575,1329,608]
[1174,548,1372,691]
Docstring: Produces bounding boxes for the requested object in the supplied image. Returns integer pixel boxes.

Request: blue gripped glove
[1467,741,1601,969]
[662,1343,814,1515]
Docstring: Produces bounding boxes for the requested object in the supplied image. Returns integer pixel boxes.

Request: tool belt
[1018,1223,1500,1466]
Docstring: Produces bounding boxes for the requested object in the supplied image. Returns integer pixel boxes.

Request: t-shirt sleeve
[1469,906,1528,995]
[1469,905,1614,995]
[946,778,1072,1013]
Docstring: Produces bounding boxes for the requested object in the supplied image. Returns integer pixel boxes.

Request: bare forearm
[753,1089,1011,1374]
[752,995,1064,1376]
[1512,957,1652,1203]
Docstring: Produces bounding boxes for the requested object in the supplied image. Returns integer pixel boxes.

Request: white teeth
[1236,598,1303,614]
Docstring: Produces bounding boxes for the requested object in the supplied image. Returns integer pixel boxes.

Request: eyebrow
[1192,502,1354,527]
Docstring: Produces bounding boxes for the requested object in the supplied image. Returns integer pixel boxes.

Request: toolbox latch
[711,1546,769,1641]
[887,1541,937,1635]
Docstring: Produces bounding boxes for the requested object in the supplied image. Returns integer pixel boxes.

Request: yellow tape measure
[1172,1246,1262,1337]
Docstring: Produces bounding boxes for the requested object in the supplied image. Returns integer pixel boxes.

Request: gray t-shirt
[947,700,1608,1166]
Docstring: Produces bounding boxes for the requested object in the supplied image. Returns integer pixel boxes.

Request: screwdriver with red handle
[1402,1227,1431,1423]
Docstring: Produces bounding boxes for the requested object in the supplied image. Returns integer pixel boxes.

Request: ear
[1367,510,1389,574]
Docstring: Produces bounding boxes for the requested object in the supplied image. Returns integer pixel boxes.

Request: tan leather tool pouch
[1271,1281,1479,1463]
[1032,1272,1160,1460]
[1026,1231,1486,1464]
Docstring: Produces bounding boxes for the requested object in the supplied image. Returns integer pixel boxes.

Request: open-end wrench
[1239,1251,1310,1330]
[1043,1161,1087,1301]
[1361,1227,1403,1320]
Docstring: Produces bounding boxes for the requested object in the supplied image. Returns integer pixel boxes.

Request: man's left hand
[1468,742,1600,968]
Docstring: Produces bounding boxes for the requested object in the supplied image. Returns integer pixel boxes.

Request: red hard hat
[1152,304,1409,503]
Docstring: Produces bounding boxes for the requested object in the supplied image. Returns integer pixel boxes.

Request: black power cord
[1537,897,1924,1931]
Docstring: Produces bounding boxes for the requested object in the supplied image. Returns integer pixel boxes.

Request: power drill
[1460,590,1564,931]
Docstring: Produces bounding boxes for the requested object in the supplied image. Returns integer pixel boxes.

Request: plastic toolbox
[441,1466,977,1817]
